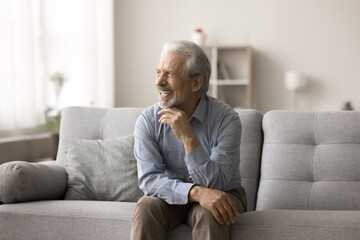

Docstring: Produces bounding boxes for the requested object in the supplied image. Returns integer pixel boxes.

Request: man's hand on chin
[158,108,200,154]
[188,185,240,225]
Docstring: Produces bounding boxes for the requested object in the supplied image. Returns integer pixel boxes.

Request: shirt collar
[190,95,207,124]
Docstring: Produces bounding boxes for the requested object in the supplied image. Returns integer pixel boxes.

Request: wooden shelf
[210,79,249,86]
[204,45,253,108]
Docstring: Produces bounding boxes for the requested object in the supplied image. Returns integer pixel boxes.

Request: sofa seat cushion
[0,200,191,240]
[232,210,360,240]
[0,200,194,240]
[0,200,136,240]
[5,202,358,240]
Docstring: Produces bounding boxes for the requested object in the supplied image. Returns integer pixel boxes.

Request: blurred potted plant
[42,110,61,134]
[42,71,67,159]
[41,110,61,160]
[50,72,67,110]
[42,111,61,159]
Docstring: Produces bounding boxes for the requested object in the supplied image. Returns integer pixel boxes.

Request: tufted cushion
[256,111,360,210]
[56,107,144,166]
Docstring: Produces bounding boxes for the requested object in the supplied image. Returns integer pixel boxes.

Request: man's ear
[191,75,203,93]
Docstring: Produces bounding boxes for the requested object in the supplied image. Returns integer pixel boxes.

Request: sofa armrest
[0,161,67,204]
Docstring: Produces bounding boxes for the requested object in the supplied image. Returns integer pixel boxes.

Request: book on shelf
[217,61,224,79]
[217,61,232,79]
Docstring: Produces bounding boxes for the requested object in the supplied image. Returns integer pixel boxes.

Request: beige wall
[114,0,360,113]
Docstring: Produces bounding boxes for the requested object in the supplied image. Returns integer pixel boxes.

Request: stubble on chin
[159,98,176,109]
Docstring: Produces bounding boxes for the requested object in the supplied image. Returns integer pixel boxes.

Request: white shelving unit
[204,45,253,108]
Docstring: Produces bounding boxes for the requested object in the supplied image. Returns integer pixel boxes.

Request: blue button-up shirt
[134,95,242,205]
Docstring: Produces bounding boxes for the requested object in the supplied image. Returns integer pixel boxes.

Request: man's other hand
[188,185,240,225]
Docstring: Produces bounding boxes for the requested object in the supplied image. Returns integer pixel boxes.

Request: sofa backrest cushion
[234,109,263,211]
[57,107,143,166]
[57,107,263,210]
[256,110,360,210]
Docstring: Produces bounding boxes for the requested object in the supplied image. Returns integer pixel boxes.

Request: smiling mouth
[160,91,173,98]
[160,91,172,97]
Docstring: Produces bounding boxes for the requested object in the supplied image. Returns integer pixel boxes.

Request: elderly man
[131,40,246,240]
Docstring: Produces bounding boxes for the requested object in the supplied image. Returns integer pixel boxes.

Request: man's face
[156,52,192,109]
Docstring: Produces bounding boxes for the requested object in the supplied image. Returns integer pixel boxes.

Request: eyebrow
[156,68,176,73]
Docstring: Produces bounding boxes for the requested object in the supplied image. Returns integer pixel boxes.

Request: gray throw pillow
[0,161,67,204]
[63,135,143,202]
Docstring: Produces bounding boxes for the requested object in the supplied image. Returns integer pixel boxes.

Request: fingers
[211,196,239,225]
[227,197,240,217]
[157,107,180,116]
[197,188,240,225]
[157,110,172,118]
[158,108,187,119]
[210,204,232,225]
[217,199,237,225]
[157,108,188,128]
[211,208,225,225]
[158,108,177,124]
[158,114,171,124]
[222,203,234,225]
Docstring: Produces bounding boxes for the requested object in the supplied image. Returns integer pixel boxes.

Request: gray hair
[161,40,211,95]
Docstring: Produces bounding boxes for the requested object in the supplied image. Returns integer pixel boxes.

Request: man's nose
[156,72,167,86]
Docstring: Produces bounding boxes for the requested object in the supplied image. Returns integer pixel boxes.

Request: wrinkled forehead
[158,52,188,71]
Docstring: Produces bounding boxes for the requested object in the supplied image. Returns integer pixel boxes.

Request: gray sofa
[1,106,360,240]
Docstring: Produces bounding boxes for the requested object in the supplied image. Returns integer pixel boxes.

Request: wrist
[183,134,200,154]
[188,185,204,202]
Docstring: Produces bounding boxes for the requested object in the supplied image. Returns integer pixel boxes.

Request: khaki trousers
[130,187,246,240]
